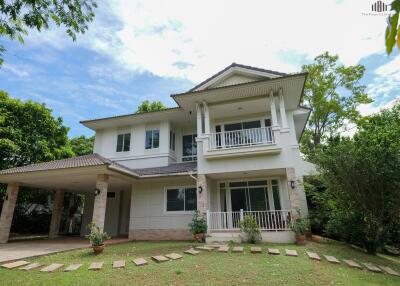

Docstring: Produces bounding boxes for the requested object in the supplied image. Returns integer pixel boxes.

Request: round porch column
[92,174,109,231]
[48,189,65,239]
[0,182,19,243]
[196,174,208,216]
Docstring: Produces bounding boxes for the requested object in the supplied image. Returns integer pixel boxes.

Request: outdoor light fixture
[290,180,296,189]
[198,186,203,194]
[4,194,8,201]
[94,188,101,196]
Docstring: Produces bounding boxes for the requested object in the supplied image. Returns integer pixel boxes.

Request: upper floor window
[116,133,131,152]
[169,131,176,151]
[182,134,197,161]
[145,130,160,149]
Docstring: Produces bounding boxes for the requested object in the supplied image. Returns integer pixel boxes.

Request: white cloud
[1,63,31,78]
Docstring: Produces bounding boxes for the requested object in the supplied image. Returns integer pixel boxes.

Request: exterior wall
[129,177,196,240]
[212,74,259,88]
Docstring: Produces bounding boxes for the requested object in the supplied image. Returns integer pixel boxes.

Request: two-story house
[0,63,314,244]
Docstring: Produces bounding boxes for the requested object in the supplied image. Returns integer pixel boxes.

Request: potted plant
[291,217,309,245]
[86,223,110,254]
[240,214,261,244]
[188,210,207,242]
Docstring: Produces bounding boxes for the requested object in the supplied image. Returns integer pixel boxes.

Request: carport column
[286,168,308,220]
[196,174,208,216]
[0,182,19,243]
[92,174,109,231]
[49,189,65,239]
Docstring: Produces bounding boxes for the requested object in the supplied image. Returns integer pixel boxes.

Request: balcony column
[92,174,109,231]
[196,102,203,136]
[49,189,65,239]
[279,88,288,130]
[269,90,279,128]
[0,182,19,243]
[203,101,210,134]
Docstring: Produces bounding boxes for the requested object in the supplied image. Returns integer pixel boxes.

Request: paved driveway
[0,237,90,263]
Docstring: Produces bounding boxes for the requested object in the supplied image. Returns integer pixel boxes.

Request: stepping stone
[306,252,321,261]
[113,260,125,269]
[165,253,183,260]
[251,247,262,253]
[206,244,224,249]
[268,248,280,255]
[232,246,244,253]
[218,246,229,253]
[343,259,363,269]
[64,264,83,272]
[324,255,340,264]
[20,263,42,271]
[40,263,64,273]
[88,262,103,271]
[285,249,298,257]
[152,255,169,263]
[184,248,200,255]
[379,266,400,276]
[196,246,214,251]
[1,260,30,269]
[132,258,148,266]
[362,263,382,273]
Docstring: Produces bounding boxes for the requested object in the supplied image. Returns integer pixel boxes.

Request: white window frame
[182,133,197,162]
[145,129,160,149]
[164,186,197,214]
[116,133,131,153]
[169,130,176,151]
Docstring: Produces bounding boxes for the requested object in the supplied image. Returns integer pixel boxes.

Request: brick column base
[0,183,19,243]
[196,174,208,216]
[286,168,309,219]
[92,174,109,230]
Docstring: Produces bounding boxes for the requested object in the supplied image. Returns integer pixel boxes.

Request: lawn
[0,240,399,286]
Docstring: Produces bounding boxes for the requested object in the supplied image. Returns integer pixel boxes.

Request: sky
[1,0,399,137]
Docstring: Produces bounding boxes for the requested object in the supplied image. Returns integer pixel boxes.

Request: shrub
[85,223,110,246]
[188,210,207,235]
[240,214,261,244]
[291,217,309,236]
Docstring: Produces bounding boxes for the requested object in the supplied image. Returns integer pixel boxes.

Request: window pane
[145,130,152,149]
[167,189,184,211]
[272,184,281,210]
[220,188,226,212]
[169,131,175,150]
[265,119,272,127]
[230,188,247,211]
[182,135,193,157]
[243,120,261,129]
[153,130,159,148]
[248,180,268,186]
[123,133,130,151]
[249,187,268,211]
[229,181,247,188]
[116,134,123,152]
[185,188,197,211]
[192,135,197,155]
[224,123,242,131]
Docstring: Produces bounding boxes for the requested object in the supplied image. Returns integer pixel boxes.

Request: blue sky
[1,0,399,137]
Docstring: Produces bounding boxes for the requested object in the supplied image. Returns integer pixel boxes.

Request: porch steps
[205,232,241,244]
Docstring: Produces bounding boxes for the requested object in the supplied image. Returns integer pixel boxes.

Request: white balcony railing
[207,210,292,231]
[208,127,274,150]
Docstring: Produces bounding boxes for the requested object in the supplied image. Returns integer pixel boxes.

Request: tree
[300,52,372,159]
[135,100,166,113]
[69,135,94,156]
[315,105,400,253]
[0,0,97,65]
[386,0,400,54]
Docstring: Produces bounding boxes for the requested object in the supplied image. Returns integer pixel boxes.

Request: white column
[203,101,210,134]
[49,189,64,239]
[196,102,203,136]
[0,182,19,243]
[279,88,288,129]
[269,90,279,128]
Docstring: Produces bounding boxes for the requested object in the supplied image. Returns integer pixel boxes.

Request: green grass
[1,240,399,285]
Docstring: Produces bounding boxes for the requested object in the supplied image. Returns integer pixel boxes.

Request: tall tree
[386,0,400,54]
[0,0,97,65]
[69,135,94,156]
[136,100,166,113]
[300,52,372,159]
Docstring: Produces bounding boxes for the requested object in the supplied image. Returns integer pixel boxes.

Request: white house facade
[0,63,314,243]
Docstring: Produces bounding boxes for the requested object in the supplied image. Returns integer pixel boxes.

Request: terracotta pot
[92,244,105,254]
[194,233,204,242]
[305,230,312,240]
[296,234,306,246]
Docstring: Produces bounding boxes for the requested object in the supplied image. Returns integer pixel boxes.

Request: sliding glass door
[229,181,269,212]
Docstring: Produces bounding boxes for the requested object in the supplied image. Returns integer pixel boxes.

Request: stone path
[285,249,298,257]
[133,258,148,266]
[306,252,321,261]
[113,260,125,269]
[379,266,400,276]
[218,246,229,253]
[184,248,200,255]
[324,255,340,264]
[363,263,382,273]
[268,248,280,255]
[88,262,103,271]
[1,260,30,269]
[64,264,83,272]
[152,255,169,263]
[165,253,182,260]
[20,263,42,271]
[250,247,262,254]
[196,246,214,251]
[40,263,63,273]
[232,246,244,253]
[343,259,363,270]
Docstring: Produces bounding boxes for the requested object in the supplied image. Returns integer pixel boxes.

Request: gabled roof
[189,63,288,92]
[132,161,197,177]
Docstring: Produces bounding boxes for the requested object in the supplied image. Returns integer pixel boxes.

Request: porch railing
[207,210,292,231]
[208,127,274,150]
